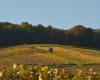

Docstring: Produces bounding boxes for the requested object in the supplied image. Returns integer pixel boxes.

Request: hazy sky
[0,0,100,29]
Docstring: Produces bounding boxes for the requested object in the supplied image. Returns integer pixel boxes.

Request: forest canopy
[0,22,100,49]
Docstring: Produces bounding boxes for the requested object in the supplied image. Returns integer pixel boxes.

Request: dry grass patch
[64,49,100,63]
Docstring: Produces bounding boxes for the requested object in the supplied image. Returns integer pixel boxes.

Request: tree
[67,25,93,46]
[93,29,100,48]
[20,22,32,31]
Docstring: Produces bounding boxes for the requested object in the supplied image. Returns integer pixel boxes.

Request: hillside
[0,44,100,66]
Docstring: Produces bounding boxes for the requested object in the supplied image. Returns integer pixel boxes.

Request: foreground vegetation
[0,64,100,80]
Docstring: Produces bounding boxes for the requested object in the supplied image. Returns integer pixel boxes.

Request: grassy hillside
[0,44,100,66]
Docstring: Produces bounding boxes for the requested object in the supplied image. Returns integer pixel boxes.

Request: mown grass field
[0,44,100,66]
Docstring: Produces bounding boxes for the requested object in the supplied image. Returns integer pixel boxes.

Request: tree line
[0,22,100,49]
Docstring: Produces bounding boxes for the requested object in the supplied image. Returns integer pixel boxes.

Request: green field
[0,44,100,66]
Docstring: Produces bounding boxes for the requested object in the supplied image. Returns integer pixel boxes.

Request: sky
[0,0,100,29]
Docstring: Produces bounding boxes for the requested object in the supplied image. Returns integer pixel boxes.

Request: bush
[49,48,53,53]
